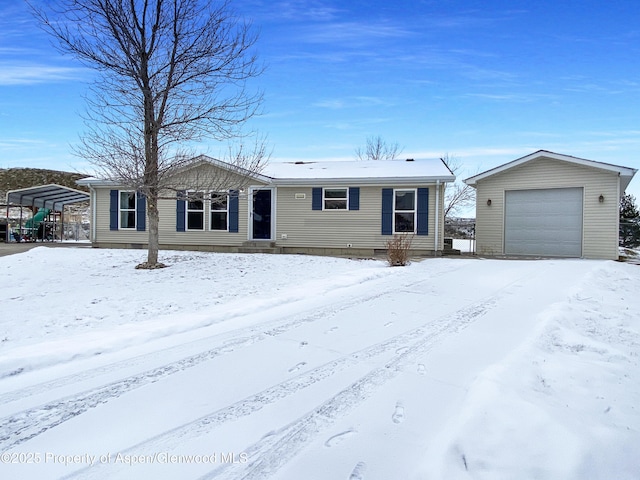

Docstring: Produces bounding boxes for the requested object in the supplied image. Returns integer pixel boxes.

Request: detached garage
[465,151,637,260]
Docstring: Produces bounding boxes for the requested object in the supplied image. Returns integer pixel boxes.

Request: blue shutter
[109,190,118,230]
[381,188,393,235]
[176,191,186,232]
[312,188,322,210]
[228,190,239,233]
[417,188,429,236]
[136,193,146,231]
[349,187,360,211]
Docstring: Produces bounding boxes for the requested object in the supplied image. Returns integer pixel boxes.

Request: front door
[252,189,272,240]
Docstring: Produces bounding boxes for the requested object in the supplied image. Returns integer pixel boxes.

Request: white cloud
[0,63,85,85]
[464,92,557,103]
[312,96,397,110]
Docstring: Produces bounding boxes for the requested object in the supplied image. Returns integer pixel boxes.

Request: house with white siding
[78,155,455,256]
[465,150,637,260]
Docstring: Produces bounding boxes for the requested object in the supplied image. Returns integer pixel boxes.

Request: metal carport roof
[6,184,89,211]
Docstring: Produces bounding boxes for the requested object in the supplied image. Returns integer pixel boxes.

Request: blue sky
[1,0,639,200]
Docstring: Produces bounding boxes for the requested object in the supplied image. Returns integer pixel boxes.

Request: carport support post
[19,206,23,241]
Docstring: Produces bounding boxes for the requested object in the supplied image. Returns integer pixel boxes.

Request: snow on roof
[261,158,455,185]
[76,157,456,187]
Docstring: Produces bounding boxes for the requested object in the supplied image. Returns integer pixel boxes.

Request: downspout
[434,179,440,255]
[616,172,621,260]
[89,185,97,243]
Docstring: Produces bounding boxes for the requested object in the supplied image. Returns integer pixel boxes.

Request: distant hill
[0,168,90,203]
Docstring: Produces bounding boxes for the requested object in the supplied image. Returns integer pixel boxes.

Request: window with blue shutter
[349,187,360,211]
[109,190,118,230]
[381,188,393,235]
[136,193,146,231]
[312,188,322,210]
[416,188,429,236]
[176,191,186,232]
[228,190,239,233]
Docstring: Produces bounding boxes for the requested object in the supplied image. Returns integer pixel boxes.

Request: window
[119,191,136,229]
[323,188,348,210]
[186,192,204,230]
[210,193,228,231]
[394,189,416,233]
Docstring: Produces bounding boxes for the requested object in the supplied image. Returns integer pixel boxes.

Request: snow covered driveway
[0,248,638,479]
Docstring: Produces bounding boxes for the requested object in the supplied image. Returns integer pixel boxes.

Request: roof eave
[464,150,637,186]
[270,175,456,186]
[76,178,121,187]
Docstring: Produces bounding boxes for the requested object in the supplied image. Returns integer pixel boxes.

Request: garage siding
[475,156,620,259]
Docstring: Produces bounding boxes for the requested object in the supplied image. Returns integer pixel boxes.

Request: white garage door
[504,188,583,257]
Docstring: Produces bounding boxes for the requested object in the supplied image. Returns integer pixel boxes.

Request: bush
[386,234,414,266]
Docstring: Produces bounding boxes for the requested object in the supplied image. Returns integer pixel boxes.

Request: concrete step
[237,246,282,254]
[242,241,277,248]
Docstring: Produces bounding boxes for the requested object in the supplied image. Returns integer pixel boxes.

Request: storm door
[252,189,272,240]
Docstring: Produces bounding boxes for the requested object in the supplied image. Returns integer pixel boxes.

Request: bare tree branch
[355,135,403,161]
[30,0,267,267]
[441,153,475,219]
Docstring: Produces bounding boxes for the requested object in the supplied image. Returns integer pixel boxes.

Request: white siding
[274,184,444,251]
[92,173,447,252]
[157,194,249,247]
[475,156,620,259]
[94,188,148,244]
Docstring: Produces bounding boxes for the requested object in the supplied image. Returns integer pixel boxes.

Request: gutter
[269,175,456,187]
[88,184,97,243]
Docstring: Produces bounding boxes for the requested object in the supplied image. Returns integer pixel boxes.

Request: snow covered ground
[0,247,638,480]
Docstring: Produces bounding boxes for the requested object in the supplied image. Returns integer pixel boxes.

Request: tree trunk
[147,194,160,266]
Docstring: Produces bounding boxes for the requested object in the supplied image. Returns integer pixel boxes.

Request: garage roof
[6,184,90,211]
[465,150,637,191]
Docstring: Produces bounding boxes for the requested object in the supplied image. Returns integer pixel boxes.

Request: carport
[3,184,89,242]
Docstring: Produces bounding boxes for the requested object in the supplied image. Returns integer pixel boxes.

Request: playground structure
[2,184,90,243]
[10,207,53,242]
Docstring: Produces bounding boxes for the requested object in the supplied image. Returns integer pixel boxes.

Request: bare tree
[31,0,267,268]
[355,135,403,161]
[441,154,475,219]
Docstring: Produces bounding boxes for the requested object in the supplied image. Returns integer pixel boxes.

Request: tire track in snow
[0,262,468,452]
[201,296,496,480]
[62,293,499,480]
[1,260,461,404]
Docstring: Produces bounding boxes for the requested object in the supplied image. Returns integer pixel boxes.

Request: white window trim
[209,192,229,232]
[118,190,137,230]
[185,191,205,231]
[393,188,417,234]
[322,187,349,211]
